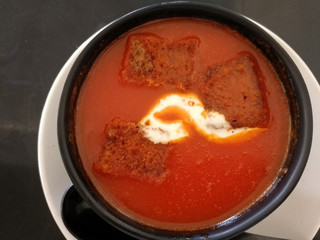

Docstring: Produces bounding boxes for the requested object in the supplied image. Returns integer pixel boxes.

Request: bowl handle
[61,186,135,239]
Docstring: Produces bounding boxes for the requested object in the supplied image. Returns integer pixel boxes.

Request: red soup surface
[75,18,290,230]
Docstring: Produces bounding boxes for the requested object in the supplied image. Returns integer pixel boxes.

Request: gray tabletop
[1,0,319,239]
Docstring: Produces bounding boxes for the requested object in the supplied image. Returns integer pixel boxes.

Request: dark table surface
[1,0,319,239]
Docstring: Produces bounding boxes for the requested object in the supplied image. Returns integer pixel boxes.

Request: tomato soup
[75,19,290,230]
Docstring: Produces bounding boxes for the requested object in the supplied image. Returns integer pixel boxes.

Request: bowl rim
[57,1,313,239]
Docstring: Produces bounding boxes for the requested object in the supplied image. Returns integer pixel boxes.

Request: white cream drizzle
[139,94,257,144]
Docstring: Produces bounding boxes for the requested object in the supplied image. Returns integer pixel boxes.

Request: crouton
[199,52,269,128]
[120,33,200,91]
[94,118,170,183]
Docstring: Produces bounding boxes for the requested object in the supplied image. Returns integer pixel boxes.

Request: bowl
[58,2,312,239]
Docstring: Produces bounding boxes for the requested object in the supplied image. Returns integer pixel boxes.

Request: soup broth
[75,18,290,230]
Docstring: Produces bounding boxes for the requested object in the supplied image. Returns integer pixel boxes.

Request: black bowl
[58,2,312,239]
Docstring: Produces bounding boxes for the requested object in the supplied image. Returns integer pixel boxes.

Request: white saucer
[38,20,320,240]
